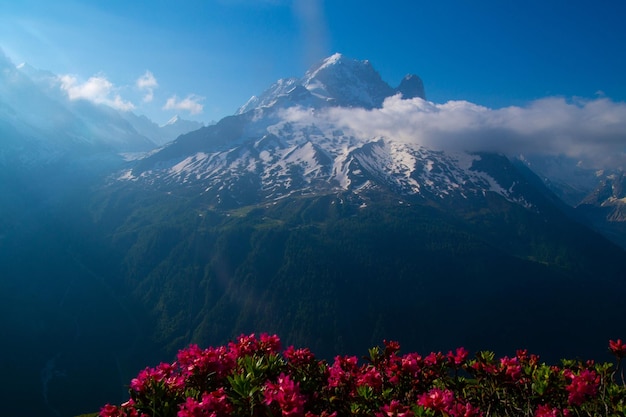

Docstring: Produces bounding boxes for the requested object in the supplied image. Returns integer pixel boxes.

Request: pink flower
[447,347,469,366]
[129,366,163,393]
[120,399,135,408]
[424,352,443,367]
[229,333,260,357]
[382,356,401,384]
[328,355,358,388]
[100,404,122,417]
[259,333,281,354]
[383,340,401,356]
[376,400,414,417]
[149,362,186,392]
[264,373,306,417]
[305,412,337,417]
[514,349,540,367]
[356,366,383,390]
[448,401,483,417]
[400,353,422,375]
[534,404,559,417]
[177,397,204,417]
[470,360,496,376]
[284,346,316,367]
[500,356,522,381]
[417,388,455,412]
[177,389,232,417]
[201,388,232,416]
[177,344,235,380]
[609,339,626,359]
[564,369,599,406]
[177,344,203,373]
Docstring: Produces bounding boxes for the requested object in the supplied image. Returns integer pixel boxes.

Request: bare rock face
[395,74,426,100]
[581,171,626,222]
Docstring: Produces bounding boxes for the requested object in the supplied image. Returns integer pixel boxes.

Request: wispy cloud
[163,94,204,115]
[280,95,626,169]
[137,70,158,103]
[59,74,135,111]
[58,70,206,117]
[293,0,329,66]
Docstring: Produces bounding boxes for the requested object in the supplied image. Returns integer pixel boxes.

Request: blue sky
[1,0,625,125]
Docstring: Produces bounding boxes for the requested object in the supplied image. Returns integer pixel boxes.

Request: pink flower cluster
[98,335,626,417]
[534,404,571,417]
[264,373,305,417]
[563,369,599,406]
[417,388,481,417]
[177,388,232,417]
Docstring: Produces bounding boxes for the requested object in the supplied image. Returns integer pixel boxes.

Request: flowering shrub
[97,335,626,417]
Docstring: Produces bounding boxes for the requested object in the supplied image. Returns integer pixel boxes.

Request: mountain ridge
[124,55,556,216]
[237,53,425,115]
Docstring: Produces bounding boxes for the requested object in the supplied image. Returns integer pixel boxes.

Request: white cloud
[137,70,158,103]
[163,94,204,115]
[280,95,626,169]
[59,74,111,101]
[59,74,135,111]
[136,70,157,89]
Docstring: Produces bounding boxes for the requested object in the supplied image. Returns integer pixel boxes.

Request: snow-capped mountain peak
[164,115,181,126]
[237,53,425,115]
[301,52,351,82]
[236,77,301,115]
[123,54,543,212]
[301,53,394,108]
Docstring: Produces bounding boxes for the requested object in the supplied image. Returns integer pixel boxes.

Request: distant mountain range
[1,52,625,417]
[0,49,202,165]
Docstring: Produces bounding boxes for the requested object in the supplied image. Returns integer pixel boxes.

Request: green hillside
[90,182,626,362]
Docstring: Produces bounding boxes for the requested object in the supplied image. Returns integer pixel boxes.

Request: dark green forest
[91,180,626,360]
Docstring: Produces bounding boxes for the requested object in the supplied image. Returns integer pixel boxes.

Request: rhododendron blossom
[448,401,483,417]
[264,373,306,417]
[534,404,559,417]
[400,352,422,374]
[177,389,232,417]
[610,339,626,359]
[176,344,235,380]
[417,387,455,412]
[500,356,522,381]
[424,352,444,367]
[383,340,401,356]
[284,346,317,367]
[447,347,469,366]
[356,366,383,390]
[327,355,359,388]
[563,369,599,406]
[100,404,121,417]
[376,400,414,417]
[97,333,626,417]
